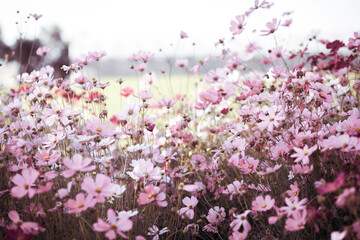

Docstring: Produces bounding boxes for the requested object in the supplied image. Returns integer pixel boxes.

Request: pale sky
[0,0,359,59]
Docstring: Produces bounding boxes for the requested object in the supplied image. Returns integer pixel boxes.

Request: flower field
[1,1,360,239]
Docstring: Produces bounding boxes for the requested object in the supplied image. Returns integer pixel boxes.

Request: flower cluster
[1,3,360,240]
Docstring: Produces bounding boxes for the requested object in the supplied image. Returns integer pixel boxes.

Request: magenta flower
[180,30,188,39]
[62,154,96,178]
[317,172,345,194]
[8,210,45,235]
[134,90,154,102]
[11,168,39,199]
[223,180,246,200]
[178,196,198,219]
[281,197,308,217]
[36,46,51,56]
[290,145,317,165]
[64,193,96,214]
[260,18,281,36]
[229,15,246,35]
[34,150,60,166]
[285,209,307,232]
[190,154,208,171]
[336,187,356,207]
[93,209,133,240]
[86,117,115,137]
[239,157,259,174]
[88,50,107,61]
[81,174,114,203]
[258,107,285,132]
[159,98,177,109]
[230,210,252,233]
[121,86,134,97]
[137,184,168,207]
[252,195,275,212]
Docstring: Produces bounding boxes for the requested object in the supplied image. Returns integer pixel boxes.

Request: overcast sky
[0,0,359,60]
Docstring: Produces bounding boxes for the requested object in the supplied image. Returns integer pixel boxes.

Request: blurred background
[0,0,359,87]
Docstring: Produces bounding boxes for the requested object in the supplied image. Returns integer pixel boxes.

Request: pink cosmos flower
[7,210,45,235]
[199,87,221,104]
[239,157,259,174]
[336,187,356,207]
[260,18,281,36]
[290,145,317,165]
[229,230,248,240]
[121,86,134,97]
[129,50,154,63]
[223,180,247,200]
[180,31,188,39]
[331,231,347,240]
[11,167,39,199]
[86,117,115,137]
[137,184,167,207]
[75,53,95,67]
[190,154,207,171]
[128,159,161,182]
[81,174,114,203]
[36,46,51,56]
[286,181,300,200]
[282,19,292,27]
[42,104,71,126]
[117,101,141,121]
[175,59,189,68]
[93,209,133,240]
[147,225,169,240]
[229,15,246,35]
[64,193,96,214]
[268,206,286,224]
[230,210,251,232]
[30,13,43,20]
[191,55,209,74]
[257,164,282,175]
[281,197,308,217]
[158,98,177,109]
[252,195,275,212]
[317,172,345,194]
[178,196,198,219]
[285,210,307,232]
[258,107,285,132]
[134,90,153,102]
[135,63,147,72]
[88,50,107,61]
[204,68,227,83]
[62,154,96,178]
[34,150,60,166]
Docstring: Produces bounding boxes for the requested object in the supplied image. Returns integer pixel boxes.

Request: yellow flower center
[297,222,303,227]
[78,203,84,208]
[248,164,253,169]
[96,188,101,193]
[343,143,348,147]
[303,151,308,156]
[261,204,266,208]
[269,117,274,121]
[148,194,153,199]
[293,191,297,196]
[111,223,116,229]
[45,155,50,160]
[189,205,193,209]
[241,216,245,220]
[356,128,360,132]
[97,127,102,132]
[291,206,296,210]
[23,184,29,189]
